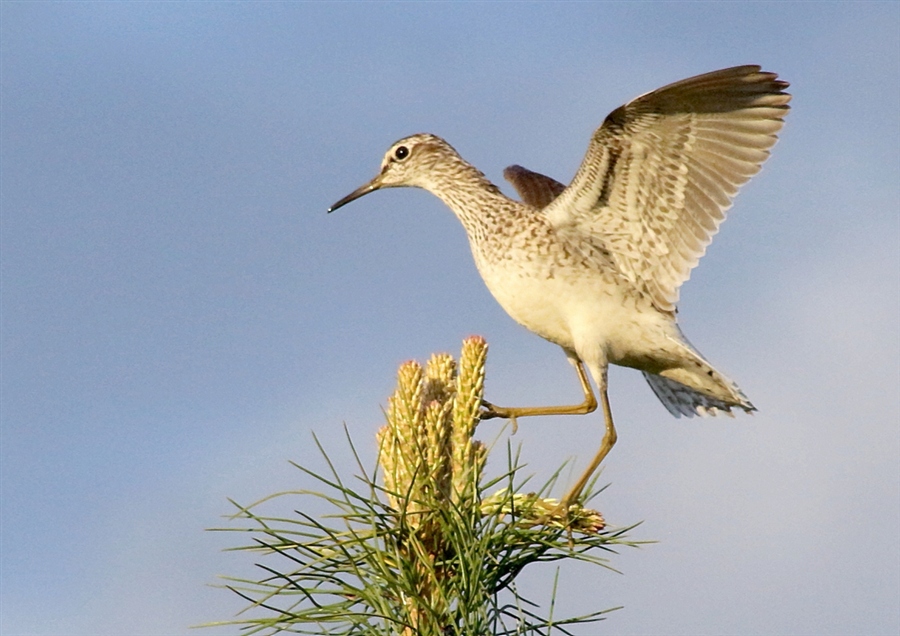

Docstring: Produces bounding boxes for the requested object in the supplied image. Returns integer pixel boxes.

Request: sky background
[2,2,898,635]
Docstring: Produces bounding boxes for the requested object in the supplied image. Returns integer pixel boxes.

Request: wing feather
[544,65,790,311]
[503,164,566,209]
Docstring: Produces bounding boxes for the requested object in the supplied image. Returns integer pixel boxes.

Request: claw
[480,399,496,419]
[480,400,519,433]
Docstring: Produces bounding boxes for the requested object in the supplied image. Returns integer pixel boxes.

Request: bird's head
[328,133,458,212]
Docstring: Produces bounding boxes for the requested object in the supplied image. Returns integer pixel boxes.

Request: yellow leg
[561,386,617,507]
[480,362,597,432]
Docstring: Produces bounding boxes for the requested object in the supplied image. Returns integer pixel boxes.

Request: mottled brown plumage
[330,65,790,506]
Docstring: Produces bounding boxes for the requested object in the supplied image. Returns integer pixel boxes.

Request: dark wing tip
[503,164,567,209]
[502,165,528,182]
[611,65,792,118]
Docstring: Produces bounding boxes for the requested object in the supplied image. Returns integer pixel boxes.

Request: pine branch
[202,337,643,634]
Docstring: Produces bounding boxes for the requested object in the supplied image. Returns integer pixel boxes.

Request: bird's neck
[425,161,516,240]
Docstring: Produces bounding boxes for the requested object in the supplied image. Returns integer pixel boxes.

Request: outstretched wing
[503,164,566,209]
[544,65,790,312]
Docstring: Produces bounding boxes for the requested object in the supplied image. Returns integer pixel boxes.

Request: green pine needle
[202,337,644,635]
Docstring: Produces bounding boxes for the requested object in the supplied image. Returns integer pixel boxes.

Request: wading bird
[329,65,790,508]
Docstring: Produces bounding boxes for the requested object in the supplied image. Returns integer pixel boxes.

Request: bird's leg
[560,385,617,508]
[480,362,597,433]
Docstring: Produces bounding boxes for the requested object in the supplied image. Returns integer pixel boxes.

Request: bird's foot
[535,497,606,542]
[480,400,519,433]
[481,490,605,537]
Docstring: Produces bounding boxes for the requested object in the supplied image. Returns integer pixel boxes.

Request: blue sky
[2,2,898,635]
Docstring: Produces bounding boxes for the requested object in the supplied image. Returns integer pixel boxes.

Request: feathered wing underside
[543,65,791,312]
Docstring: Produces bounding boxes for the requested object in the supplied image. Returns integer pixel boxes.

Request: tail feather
[643,372,756,418]
[644,325,756,418]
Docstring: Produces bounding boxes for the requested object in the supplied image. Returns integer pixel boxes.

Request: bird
[328,65,790,508]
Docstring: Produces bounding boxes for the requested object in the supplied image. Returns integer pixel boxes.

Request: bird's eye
[394,146,409,161]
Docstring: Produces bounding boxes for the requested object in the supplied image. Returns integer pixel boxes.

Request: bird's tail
[643,372,755,417]
[643,329,756,418]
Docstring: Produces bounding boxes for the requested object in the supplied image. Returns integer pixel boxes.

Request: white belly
[476,254,675,370]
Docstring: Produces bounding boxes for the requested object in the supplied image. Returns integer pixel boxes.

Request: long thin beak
[327,176,382,213]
